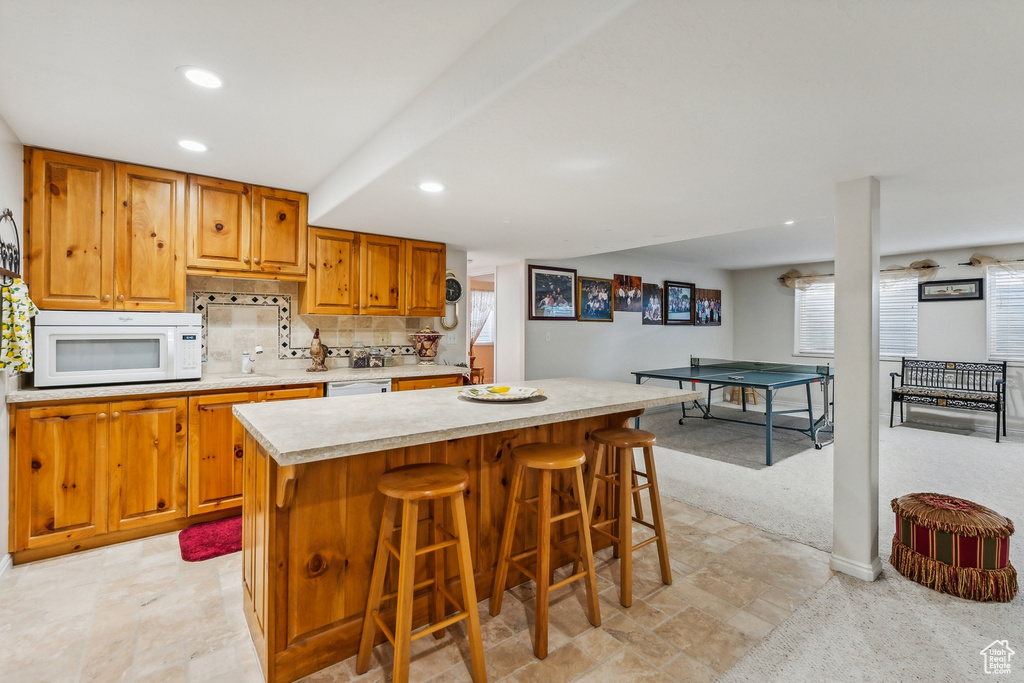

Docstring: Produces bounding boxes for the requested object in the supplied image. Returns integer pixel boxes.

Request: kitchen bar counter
[5,364,465,403]
[236,377,697,682]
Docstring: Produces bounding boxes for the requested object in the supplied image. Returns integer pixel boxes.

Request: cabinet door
[252,186,307,277]
[300,228,360,315]
[392,375,463,391]
[115,164,187,311]
[257,385,323,402]
[108,397,188,530]
[25,148,115,309]
[359,234,404,315]
[404,239,446,316]
[188,391,258,516]
[13,403,108,550]
[187,175,252,272]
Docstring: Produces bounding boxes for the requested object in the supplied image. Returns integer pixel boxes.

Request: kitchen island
[233,377,698,683]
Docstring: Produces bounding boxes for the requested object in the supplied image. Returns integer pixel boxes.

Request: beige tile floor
[0,498,833,682]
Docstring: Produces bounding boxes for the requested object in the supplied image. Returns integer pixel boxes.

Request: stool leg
[573,442,606,576]
[490,462,525,616]
[357,497,399,674]
[430,498,445,639]
[643,446,672,586]
[534,469,552,659]
[631,453,644,522]
[393,500,420,683]
[451,492,487,682]
[573,465,601,627]
[618,446,633,607]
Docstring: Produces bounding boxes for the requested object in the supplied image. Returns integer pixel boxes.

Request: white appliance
[33,311,203,387]
[326,379,391,397]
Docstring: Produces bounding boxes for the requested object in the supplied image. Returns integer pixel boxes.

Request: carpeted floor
[640,407,1024,681]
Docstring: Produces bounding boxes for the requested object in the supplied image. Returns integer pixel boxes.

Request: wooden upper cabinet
[300,228,360,315]
[404,239,446,316]
[13,402,109,550]
[252,186,307,277]
[25,148,115,309]
[115,164,187,310]
[187,175,251,272]
[108,397,188,531]
[359,234,404,315]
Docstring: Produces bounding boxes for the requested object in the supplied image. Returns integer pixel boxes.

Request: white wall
[437,247,469,367]
[525,252,732,388]
[494,260,526,383]
[733,243,1024,431]
[0,117,21,574]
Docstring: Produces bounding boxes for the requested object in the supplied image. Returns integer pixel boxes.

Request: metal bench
[890,358,1007,442]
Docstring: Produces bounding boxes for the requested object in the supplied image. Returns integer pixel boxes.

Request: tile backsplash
[188,276,450,373]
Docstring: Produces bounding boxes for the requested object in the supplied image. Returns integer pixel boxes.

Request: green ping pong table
[633,357,834,466]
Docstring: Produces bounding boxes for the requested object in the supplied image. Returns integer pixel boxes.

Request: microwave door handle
[166,327,176,372]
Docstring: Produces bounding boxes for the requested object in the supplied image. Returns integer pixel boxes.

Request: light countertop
[6,364,466,404]
[233,377,701,467]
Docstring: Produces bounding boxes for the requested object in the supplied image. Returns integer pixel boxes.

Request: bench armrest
[889,372,901,378]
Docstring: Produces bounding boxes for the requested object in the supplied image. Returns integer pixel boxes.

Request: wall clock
[441,270,462,330]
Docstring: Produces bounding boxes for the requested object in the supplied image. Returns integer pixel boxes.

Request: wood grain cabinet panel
[187,175,252,272]
[115,165,187,310]
[300,228,360,315]
[188,391,257,516]
[25,149,115,309]
[359,234,404,315]
[13,402,108,550]
[392,375,462,391]
[108,397,188,530]
[403,239,446,316]
[252,186,307,277]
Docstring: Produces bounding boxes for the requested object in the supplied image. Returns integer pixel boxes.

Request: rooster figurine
[307,328,328,372]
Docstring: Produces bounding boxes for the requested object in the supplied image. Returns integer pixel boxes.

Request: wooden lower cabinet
[13,402,109,551]
[108,397,188,530]
[391,375,462,391]
[188,386,322,517]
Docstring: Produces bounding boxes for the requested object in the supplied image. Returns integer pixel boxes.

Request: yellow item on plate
[488,386,510,393]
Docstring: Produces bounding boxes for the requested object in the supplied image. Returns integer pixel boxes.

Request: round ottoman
[891,493,1017,602]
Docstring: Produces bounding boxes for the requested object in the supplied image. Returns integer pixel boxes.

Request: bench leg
[900,401,904,424]
[889,399,895,428]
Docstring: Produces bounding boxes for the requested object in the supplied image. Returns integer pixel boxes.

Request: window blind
[795,279,834,355]
[879,275,918,357]
[987,265,1024,361]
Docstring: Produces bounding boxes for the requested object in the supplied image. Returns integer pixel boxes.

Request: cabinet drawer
[392,375,462,392]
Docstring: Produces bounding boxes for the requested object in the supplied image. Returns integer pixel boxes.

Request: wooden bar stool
[356,463,486,683]
[490,443,600,659]
[583,427,671,607]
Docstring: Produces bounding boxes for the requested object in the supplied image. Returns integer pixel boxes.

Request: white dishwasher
[326,379,392,397]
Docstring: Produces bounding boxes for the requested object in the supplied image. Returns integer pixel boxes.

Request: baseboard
[830,553,883,581]
[0,553,11,580]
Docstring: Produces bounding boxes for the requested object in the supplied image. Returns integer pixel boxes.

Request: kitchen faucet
[241,345,264,374]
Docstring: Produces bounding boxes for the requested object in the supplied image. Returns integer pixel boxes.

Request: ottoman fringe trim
[891,494,1014,539]
[890,537,1018,602]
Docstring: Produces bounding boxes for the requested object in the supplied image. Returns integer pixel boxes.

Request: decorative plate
[459,385,543,402]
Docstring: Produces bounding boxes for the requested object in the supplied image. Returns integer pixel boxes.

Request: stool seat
[512,443,586,470]
[378,463,468,500]
[591,427,657,449]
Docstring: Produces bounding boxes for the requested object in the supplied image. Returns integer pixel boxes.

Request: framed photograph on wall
[663,281,695,325]
[613,274,642,312]
[642,282,663,325]
[577,276,614,322]
[528,265,577,320]
[694,288,722,326]
[918,278,983,302]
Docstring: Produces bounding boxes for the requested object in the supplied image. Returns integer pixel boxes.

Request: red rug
[178,515,242,562]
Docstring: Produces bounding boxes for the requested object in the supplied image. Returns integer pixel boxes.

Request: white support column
[831,176,883,581]
[494,260,526,384]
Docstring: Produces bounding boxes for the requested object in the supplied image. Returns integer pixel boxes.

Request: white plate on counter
[458,385,544,402]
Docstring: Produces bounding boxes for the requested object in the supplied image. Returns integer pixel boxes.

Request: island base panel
[242,411,639,683]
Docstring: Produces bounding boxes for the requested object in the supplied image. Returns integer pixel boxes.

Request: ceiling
[3,1,1023,271]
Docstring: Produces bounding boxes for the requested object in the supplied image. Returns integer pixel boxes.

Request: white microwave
[33,311,203,387]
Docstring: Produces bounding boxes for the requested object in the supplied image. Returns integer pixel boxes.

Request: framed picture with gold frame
[577,276,613,322]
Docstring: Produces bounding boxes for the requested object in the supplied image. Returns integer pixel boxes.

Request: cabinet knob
[242,256,250,264]
[116,294,125,302]
[102,295,111,302]
[98,412,107,420]
[112,411,120,419]
[253,258,261,265]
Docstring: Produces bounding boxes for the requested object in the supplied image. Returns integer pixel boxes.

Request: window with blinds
[794,275,918,357]
[987,265,1024,362]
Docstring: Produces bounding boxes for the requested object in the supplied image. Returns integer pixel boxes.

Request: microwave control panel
[179,332,202,372]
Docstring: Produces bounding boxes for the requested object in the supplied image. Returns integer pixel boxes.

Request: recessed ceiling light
[178,66,223,89]
[418,181,446,193]
[784,220,795,225]
[178,139,208,152]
